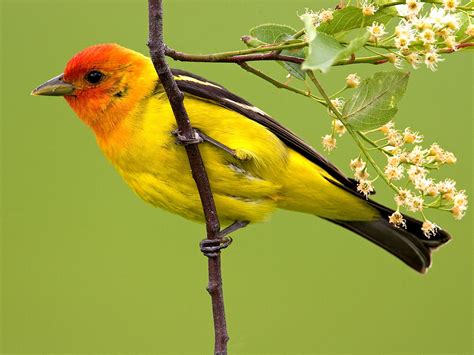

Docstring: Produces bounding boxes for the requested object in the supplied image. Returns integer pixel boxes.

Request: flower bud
[346,73,360,88]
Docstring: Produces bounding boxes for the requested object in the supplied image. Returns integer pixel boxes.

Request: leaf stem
[238,63,326,104]
[330,86,348,98]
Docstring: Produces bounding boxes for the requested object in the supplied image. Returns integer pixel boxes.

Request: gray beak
[31,74,76,96]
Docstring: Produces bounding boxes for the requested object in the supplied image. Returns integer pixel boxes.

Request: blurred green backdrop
[1,0,472,354]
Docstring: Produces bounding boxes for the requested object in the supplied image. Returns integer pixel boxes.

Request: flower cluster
[301,8,334,27]
[350,157,375,197]
[364,0,471,71]
[351,120,468,237]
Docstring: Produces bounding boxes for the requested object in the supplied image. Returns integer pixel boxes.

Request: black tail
[330,200,451,273]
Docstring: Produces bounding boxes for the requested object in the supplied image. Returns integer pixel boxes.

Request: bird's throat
[64,94,130,139]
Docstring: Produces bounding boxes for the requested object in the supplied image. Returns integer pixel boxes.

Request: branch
[147,1,229,354]
[166,41,473,67]
[165,46,305,64]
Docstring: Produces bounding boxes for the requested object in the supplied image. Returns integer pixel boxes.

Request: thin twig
[165,46,305,64]
[147,1,229,354]
[238,62,326,104]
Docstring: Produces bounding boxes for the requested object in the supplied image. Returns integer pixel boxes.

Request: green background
[1,0,472,354]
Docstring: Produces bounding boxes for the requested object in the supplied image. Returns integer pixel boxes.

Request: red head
[32,44,156,138]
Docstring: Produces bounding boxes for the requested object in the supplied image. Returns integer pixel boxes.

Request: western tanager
[32,44,451,273]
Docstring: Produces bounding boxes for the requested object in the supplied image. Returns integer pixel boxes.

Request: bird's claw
[172,128,204,146]
[200,236,233,258]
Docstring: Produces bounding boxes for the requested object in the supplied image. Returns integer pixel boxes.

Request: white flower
[361,1,378,16]
[368,22,387,39]
[380,121,394,134]
[421,220,439,238]
[385,165,404,181]
[319,9,334,23]
[300,10,320,27]
[408,195,424,212]
[395,20,415,38]
[405,52,422,69]
[428,143,445,162]
[437,27,452,40]
[389,211,407,228]
[444,35,457,50]
[408,145,427,165]
[465,24,474,37]
[322,134,337,151]
[420,29,436,44]
[333,119,346,136]
[397,0,423,17]
[451,206,466,220]
[395,34,412,50]
[412,16,433,31]
[395,188,413,206]
[387,128,403,147]
[330,97,345,111]
[387,155,401,167]
[443,0,460,12]
[408,165,427,182]
[406,0,424,15]
[438,178,456,193]
[453,190,468,208]
[451,190,467,220]
[443,13,460,31]
[354,169,370,182]
[403,128,423,144]
[346,73,360,88]
[425,183,440,197]
[414,177,434,193]
[350,158,366,172]
[438,178,457,200]
[387,53,404,69]
[357,179,374,198]
[443,151,457,164]
[427,7,446,30]
[424,49,444,71]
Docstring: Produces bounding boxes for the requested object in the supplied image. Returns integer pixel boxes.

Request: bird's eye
[85,70,104,84]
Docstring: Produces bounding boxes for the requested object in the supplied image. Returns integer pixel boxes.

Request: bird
[31,43,450,273]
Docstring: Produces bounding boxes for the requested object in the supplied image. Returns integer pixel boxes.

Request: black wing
[169,68,357,190]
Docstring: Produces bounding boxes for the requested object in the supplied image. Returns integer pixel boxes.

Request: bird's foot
[172,128,204,146]
[172,128,243,159]
[200,237,233,258]
[199,220,249,258]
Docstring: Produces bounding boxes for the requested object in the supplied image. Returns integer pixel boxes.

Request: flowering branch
[164,0,472,73]
[147,1,230,354]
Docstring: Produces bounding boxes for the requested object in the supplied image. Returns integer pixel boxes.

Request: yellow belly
[98,94,378,224]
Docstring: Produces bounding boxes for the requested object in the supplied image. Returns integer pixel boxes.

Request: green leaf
[247,24,306,80]
[249,23,297,44]
[280,52,306,80]
[343,71,410,131]
[318,6,393,35]
[301,31,370,73]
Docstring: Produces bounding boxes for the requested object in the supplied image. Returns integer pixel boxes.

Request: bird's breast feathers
[98,91,288,222]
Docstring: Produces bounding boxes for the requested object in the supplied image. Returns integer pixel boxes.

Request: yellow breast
[97,93,287,224]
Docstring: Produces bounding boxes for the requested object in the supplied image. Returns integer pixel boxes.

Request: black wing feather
[170,69,358,190]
